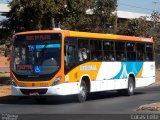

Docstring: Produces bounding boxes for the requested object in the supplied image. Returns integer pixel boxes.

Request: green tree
[62,0,117,32]
[151,12,160,40]
[150,12,160,56]
[0,20,13,45]
[91,0,117,33]
[6,0,65,31]
[118,17,151,37]
[4,0,117,32]
[1,0,117,44]
[62,0,92,31]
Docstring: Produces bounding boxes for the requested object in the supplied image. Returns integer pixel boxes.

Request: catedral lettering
[80,65,96,71]
[10,30,155,103]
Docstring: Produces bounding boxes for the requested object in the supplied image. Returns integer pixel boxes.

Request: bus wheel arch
[81,76,91,93]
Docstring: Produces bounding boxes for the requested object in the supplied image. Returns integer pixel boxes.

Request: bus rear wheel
[125,77,135,96]
[77,81,87,103]
[118,77,135,96]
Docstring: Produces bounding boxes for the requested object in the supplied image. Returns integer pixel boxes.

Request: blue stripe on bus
[112,62,143,79]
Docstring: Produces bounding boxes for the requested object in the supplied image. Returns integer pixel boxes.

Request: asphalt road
[0,86,160,119]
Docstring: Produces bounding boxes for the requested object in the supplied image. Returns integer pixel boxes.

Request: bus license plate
[29,92,39,96]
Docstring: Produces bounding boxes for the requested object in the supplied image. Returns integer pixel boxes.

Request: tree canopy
[3,0,116,32]
[117,16,151,37]
[6,0,65,31]
[1,0,160,45]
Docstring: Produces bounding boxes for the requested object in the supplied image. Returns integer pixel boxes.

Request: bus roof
[16,30,153,43]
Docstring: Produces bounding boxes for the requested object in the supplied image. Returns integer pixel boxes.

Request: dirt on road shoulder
[0,73,10,97]
[0,85,11,97]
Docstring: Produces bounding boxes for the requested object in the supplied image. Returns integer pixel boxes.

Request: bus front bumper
[11,82,80,96]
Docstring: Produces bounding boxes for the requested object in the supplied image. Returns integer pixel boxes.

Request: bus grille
[20,89,48,95]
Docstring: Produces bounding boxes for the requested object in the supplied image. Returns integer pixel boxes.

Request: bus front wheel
[77,81,87,103]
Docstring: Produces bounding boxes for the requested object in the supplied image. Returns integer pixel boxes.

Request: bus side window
[90,39,102,61]
[64,37,78,73]
[115,42,126,61]
[103,41,115,61]
[137,43,145,61]
[146,43,153,61]
[78,39,89,62]
[126,42,136,61]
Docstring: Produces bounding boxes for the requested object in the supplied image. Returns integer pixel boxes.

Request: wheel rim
[78,85,87,102]
[129,82,133,93]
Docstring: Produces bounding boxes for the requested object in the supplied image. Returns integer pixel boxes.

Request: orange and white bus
[10,30,155,102]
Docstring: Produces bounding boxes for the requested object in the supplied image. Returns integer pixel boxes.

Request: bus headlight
[11,78,18,87]
[51,76,62,86]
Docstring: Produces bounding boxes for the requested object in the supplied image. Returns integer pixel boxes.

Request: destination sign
[15,33,62,43]
[25,35,51,41]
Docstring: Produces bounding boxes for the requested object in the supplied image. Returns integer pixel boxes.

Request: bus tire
[77,81,87,103]
[125,77,135,96]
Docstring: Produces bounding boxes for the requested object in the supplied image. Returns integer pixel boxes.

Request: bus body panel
[65,61,155,93]
[10,30,155,98]
[11,82,80,96]
[136,62,155,87]
[11,60,155,96]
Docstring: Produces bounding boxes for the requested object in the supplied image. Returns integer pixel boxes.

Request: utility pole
[153,0,158,12]
[153,0,158,28]
[52,18,55,29]
[114,0,118,34]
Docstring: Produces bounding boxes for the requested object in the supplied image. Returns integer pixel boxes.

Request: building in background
[0,4,10,21]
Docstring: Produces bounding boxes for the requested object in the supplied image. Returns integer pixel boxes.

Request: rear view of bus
[10,31,66,100]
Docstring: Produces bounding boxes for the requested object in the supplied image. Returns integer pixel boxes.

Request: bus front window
[12,43,61,76]
[11,33,62,80]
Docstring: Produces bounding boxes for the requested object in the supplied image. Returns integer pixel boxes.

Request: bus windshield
[11,33,61,76]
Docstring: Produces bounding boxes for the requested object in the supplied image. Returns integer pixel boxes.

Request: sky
[118,0,160,14]
[0,0,160,15]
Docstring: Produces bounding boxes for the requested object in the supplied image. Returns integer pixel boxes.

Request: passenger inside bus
[79,48,88,61]
[92,54,98,61]
[120,54,126,61]
[108,54,114,61]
